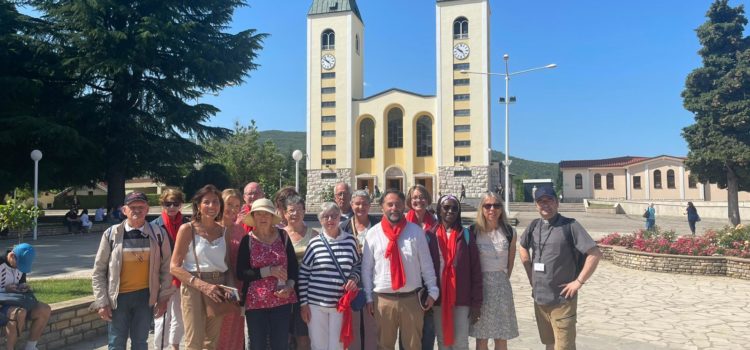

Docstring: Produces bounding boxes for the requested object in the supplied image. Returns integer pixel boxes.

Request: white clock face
[321,54,336,70]
[453,43,470,60]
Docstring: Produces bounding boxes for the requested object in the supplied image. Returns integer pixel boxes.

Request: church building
[305,0,496,207]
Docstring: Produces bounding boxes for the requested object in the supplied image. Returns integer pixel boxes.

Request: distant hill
[259,131,559,183]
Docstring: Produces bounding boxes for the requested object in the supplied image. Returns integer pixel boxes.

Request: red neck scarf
[161,211,183,287]
[436,224,459,346]
[406,210,435,232]
[380,215,407,290]
[337,289,359,348]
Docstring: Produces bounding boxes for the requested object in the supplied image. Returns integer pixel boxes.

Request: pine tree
[29,0,267,209]
[682,0,750,225]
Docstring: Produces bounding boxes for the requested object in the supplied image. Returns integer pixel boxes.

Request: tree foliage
[183,163,232,199]
[14,0,267,210]
[202,121,286,194]
[682,0,750,225]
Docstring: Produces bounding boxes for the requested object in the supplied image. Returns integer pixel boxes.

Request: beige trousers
[181,272,227,350]
[373,293,424,350]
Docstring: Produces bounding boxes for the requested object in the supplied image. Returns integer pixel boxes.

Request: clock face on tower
[453,43,470,60]
[321,54,336,70]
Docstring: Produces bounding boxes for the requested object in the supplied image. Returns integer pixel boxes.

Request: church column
[644,165,650,200]
[679,165,686,200]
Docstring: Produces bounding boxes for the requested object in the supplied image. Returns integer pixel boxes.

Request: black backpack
[525,217,587,275]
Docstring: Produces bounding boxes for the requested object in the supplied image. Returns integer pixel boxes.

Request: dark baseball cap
[124,191,148,205]
[534,186,557,202]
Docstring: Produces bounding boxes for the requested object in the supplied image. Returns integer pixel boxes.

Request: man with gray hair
[334,182,354,220]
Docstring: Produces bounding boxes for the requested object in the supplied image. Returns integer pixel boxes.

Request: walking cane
[160,305,170,349]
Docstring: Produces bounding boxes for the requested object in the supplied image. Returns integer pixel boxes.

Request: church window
[454,125,470,132]
[454,79,470,86]
[356,35,360,55]
[321,101,336,107]
[454,63,470,71]
[322,158,336,165]
[322,115,336,122]
[688,175,697,188]
[575,174,583,189]
[321,145,336,151]
[321,72,335,79]
[454,94,470,101]
[322,29,335,50]
[633,176,642,189]
[653,170,662,189]
[321,87,336,94]
[416,116,432,157]
[453,17,469,39]
[455,155,471,162]
[359,118,375,159]
[455,140,471,147]
[454,109,470,116]
[606,173,614,190]
[667,170,675,189]
[594,173,602,189]
[387,108,403,148]
[321,130,336,137]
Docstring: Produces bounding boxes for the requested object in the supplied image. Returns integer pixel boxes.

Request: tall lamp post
[292,150,304,193]
[30,150,43,241]
[462,54,556,215]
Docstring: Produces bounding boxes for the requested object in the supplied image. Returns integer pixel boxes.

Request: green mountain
[259,131,559,182]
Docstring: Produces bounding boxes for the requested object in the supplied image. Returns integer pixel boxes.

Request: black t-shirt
[65,211,78,220]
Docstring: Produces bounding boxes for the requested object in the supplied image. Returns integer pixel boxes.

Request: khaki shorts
[534,297,577,350]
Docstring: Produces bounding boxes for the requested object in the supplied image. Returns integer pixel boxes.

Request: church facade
[305,0,496,207]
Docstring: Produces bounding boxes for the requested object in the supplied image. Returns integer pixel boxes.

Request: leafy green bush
[0,198,42,243]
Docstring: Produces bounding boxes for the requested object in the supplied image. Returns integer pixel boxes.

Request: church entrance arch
[385,167,405,192]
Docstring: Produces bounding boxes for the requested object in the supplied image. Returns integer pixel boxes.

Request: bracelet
[576,278,584,285]
[189,276,197,285]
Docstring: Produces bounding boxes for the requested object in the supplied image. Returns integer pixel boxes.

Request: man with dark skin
[518,187,602,350]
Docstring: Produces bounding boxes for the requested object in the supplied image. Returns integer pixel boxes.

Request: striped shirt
[298,231,361,308]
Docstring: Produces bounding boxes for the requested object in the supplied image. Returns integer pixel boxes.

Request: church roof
[308,0,363,22]
[559,155,686,169]
[354,88,435,101]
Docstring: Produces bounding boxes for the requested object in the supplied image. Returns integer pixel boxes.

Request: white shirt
[183,227,229,273]
[362,221,439,302]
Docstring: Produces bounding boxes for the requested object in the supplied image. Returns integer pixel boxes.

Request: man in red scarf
[361,189,440,350]
[237,182,264,233]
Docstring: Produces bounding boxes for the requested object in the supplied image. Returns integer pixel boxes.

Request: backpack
[525,217,587,275]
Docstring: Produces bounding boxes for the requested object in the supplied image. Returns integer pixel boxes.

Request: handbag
[318,233,366,311]
[0,291,38,311]
[190,225,235,318]
[642,209,649,218]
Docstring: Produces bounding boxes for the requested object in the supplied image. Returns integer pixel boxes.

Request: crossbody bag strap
[190,224,201,276]
[319,233,347,281]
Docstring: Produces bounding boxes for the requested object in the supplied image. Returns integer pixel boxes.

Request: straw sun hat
[243,198,282,227]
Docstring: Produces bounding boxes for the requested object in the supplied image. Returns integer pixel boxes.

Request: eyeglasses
[335,192,348,197]
[482,203,502,210]
[441,205,458,212]
[244,191,261,196]
[321,214,339,221]
[163,202,181,208]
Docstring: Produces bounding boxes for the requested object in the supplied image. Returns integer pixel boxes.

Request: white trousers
[153,291,184,349]
[433,306,470,350]
[309,304,344,350]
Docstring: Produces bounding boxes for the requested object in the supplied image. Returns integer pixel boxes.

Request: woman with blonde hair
[170,185,235,350]
[218,188,247,349]
[468,192,518,350]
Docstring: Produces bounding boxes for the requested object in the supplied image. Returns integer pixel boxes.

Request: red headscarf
[380,215,407,290]
[436,224,459,346]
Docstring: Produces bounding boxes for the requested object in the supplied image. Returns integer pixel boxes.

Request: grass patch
[29,278,92,304]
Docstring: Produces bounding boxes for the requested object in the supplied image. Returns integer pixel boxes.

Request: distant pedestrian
[518,187,602,350]
[459,185,466,203]
[686,202,700,235]
[64,207,80,234]
[645,203,656,231]
[79,209,93,234]
[95,207,105,222]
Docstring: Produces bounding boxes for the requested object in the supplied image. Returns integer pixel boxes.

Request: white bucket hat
[243,198,282,227]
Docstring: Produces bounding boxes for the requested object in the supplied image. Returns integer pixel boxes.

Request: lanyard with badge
[533,222,554,273]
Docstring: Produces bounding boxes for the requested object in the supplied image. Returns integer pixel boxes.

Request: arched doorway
[385,167,405,192]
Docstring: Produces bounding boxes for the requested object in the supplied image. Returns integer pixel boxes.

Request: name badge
[533,263,545,272]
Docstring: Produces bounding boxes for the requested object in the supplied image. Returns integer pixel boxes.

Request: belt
[192,271,225,280]
[375,288,419,298]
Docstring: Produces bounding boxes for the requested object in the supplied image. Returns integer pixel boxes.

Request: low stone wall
[0,296,106,350]
[599,244,750,280]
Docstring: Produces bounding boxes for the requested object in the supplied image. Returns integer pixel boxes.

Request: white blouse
[183,228,229,273]
[475,227,513,274]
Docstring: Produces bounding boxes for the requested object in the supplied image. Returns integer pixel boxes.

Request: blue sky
[130,1,750,163]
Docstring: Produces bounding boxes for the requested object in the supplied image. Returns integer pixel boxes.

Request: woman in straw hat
[236,198,299,350]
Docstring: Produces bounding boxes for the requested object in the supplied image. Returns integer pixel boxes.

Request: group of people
[63,207,94,234]
[643,202,701,235]
[86,179,602,350]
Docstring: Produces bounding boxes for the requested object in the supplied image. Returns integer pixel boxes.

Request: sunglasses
[441,205,458,212]
[163,202,181,208]
[483,203,502,210]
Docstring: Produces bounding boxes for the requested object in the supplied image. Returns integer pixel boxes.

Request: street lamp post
[30,150,43,241]
[462,54,556,215]
[292,150,304,193]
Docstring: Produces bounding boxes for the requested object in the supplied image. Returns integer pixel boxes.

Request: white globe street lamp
[462,54,557,215]
[292,150,304,193]
[30,150,43,241]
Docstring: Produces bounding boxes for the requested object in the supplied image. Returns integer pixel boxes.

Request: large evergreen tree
[28,0,266,209]
[682,0,750,225]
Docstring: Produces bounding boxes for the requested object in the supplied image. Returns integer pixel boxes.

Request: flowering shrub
[598,226,750,258]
